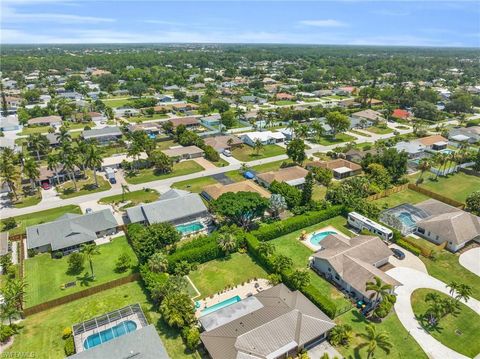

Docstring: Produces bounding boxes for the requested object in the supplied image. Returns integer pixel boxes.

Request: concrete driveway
[386,267,480,359]
[459,247,480,276]
[389,243,428,273]
[307,340,342,359]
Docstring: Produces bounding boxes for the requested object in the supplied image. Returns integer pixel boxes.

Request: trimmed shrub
[396,239,421,256]
[64,335,75,356]
[62,327,72,339]
[0,325,14,343]
[252,205,344,241]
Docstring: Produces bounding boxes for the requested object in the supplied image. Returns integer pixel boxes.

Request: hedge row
[252,205,345,241]
[396,239,421,256]
[246,234,337,318]
[167,234,223,268]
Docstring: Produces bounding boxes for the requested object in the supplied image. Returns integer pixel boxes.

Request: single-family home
[87,112,106,124]
[334,86,356,96]
[101,152,148,170]
[203,135,243,152]
[169,117,200,130]
[128,122,162,136]
[82,126,122,144]
[349,116,373,129]
[351,109,385,124]
[126,189,210,228]
[170,103,198,114]
[26,209,118,254]
[394,141,426,159]
[4,96,21,113]
[392,109,411,121]
[276,92,295,101]
[200,284,336,359]
[0,115,21,131]
[162,145,205,160]
[449,126,480,144]
[114,107,140,117]
[200,114,221,127]
[240,131,285,146]
[202,180,271,201]
[311,234,400,303]
[27,115,62,127]
[417,134,448,150]
[306,159,362,179]
[257,166,309,188]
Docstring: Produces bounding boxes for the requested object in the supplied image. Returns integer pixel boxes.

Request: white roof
[243,131,285,142]
[451,134,470,141]
[333,166,352,174]
[101,152,148,167]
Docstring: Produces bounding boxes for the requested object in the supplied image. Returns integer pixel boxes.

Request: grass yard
[58,170,111,199]
[99,188,159,206]
[251,159,293,173]
[20,125,51,135]
[172,176,218,193]
[366,126,393,134]
[349,129,372,137]
[188,253,268,298]
[316,133,356,146]
[231,144,285,162]
[312,185,327,201]
[372,189,430,209]
[5,281,201,359]
[125,160,204,184]
[1,205,82,236]
[411,289,480,358]
[269,216,353,309]
[412,172,480,203]
[24,236,138,307]
[211,158,229,167]
[128,114,169,122]
[420,251,480,301]
[224,170,247,182]
[275,100,297,106]
[99,144,128,157]
[335,309,428,359]
[101,97,135,108]
[12,190,42,208]
[156,139,176,150]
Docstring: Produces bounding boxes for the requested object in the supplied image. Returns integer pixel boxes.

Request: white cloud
[299,19,347,27]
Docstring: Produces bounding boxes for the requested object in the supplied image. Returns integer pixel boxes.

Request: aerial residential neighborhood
[0,1,479,359]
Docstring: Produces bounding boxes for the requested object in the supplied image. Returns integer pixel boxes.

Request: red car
[41,182,51,190]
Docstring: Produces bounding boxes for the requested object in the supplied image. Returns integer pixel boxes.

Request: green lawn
[211,158,229,167]
[128,114,169,122]
[312,185,327,201]
[1,205,82,236]
[20,125,51,135]
[372,189,430,209]
[275,100,297,106]
[99,188,159,206]
[188,253,268,298]
[101,97,135,108]
[58,170,111,199]
[411,289,480,358]
[420,251,480,301]
[224,170,247,182]
[412,172,480,203]
[231,144,285,162]
[99,144,128,157]
[125,160,204,184]
[172,176,218,193]
[251,159,294,173]
[13,190,42,208]
[366,126,393,134]
[269,216,353,310]
[335,309,428,359]
[350,129,372,137]
[24,236,138,307]
[315,133,356,146]
[156,139,176,150]
[5,281,201,359]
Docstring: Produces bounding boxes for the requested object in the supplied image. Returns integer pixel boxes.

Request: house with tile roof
[200,284,335,359]
[256,166,309,188]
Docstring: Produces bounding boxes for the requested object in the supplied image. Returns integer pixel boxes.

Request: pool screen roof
[72,303,147,336]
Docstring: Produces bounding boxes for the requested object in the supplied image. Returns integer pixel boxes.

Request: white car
[223,149,232,157]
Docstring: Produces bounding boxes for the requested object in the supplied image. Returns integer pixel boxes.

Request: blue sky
[1,1,479,47]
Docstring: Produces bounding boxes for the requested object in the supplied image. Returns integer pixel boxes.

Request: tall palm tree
[85,144,102,187]
[0,149,20,200]
[24,157,40,191]
[27,133,49,161]
[217,233,237,254]
[56,126,72,145]
[258,241,276,257]
[358,324,393,359]
[455,284,472,303]
[365,276,393,307]
[253,138,264,156]
[416,158,431,184]
[80,243,100,278]
[447,281,461,297]
[47,153,60,186]
[121,183,130,202]
[5,278,28,313]
[63,150,79,192]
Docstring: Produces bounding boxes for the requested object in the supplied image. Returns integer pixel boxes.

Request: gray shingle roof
[70,325,169,359]
[126,189,209,225]
[82,126,122,139]
[200,284,335,359]
[26,209,117,250]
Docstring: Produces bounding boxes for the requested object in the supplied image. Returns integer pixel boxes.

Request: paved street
[459,247,480,276]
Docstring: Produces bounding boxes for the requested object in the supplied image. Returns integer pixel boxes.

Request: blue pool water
[310,231,337,246]
[398,212,416,227]
[440,149,454,155]
[83,320,137,350]
[201,295,241,316]
[148,133,156,139]
[176,221,205,235]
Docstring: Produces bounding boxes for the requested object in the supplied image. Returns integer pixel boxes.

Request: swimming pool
[176,221,205,235]
[200,295,241,316]
[83,320,137,350]
[398,212,416,227]
[309,230,337,246]
[439,149,454,155]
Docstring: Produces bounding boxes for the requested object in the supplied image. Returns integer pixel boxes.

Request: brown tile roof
[257,166,308,185]
[169,117,199,127]
[27,115,62,125]
[307,159,361,172]
[204,135,242,150]
[417,135,447,146]
[352,109,384,121]
[203,180,271,200]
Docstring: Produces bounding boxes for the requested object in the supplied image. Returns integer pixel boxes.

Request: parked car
[392,248,405,260]
[109,177,117,184]
[85,208,93,214]
[41,182,51,190]
[223,149,232,157]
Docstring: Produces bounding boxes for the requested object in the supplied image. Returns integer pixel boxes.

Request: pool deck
[194,278,271,318]
[73,312,145,353]
[301,225,350,251]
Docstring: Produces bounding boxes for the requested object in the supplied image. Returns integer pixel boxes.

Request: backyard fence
[459,167,480,177]
[366,184,409,202]
[408,183,465,209]
[8,233,26,242]
[23,273,140,317]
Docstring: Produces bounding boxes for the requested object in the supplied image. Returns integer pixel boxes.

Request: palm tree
[121,183,130,202]
[365,276,393,308]
[253,138,264,156]
[56,126,72,145]
[328,324,353,347]
[358,324,392,359]
[258,241,276,257]
[47,153,60,186]
[272,255,293,273]
[0,149,20,200]
[63,150,79,192]
[455,284,472,303]
[80,243,100,278]
[148,252,169,273]
[447,281,461,297]
[24,157,40,192]
[27,133,49,161]
[217,233,237,254]
[311,121,325,141]
[0,299,18,325]
[296,124,309,139]
[85,144,102,187]
[416,158,431,184]
[5,278,28,313]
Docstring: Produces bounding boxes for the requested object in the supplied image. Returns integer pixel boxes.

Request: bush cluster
[396,239,421,256]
